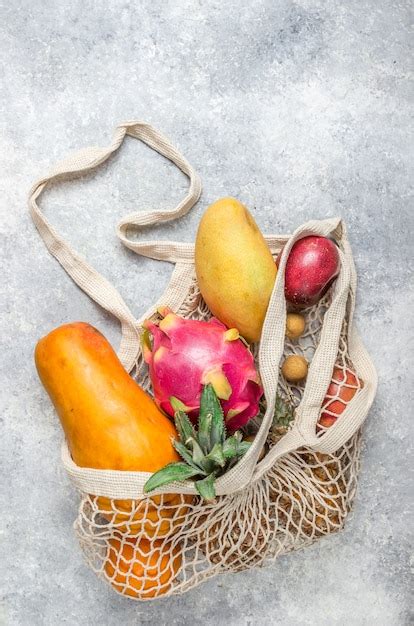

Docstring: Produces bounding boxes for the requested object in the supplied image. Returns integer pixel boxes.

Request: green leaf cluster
[144,384,251,501]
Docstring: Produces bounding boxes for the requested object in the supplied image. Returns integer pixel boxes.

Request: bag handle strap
[29,122,202,372]
[116,123,202,262]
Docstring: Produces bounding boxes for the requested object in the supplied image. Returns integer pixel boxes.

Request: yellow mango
[195,197,277,342]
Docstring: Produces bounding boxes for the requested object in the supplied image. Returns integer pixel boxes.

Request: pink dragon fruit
[142,308,263,431]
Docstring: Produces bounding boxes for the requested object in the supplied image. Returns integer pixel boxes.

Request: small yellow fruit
[285,313,305,340]
[281,355,308,382]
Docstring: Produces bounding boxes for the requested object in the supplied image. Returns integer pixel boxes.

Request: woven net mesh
[73,269,363,601]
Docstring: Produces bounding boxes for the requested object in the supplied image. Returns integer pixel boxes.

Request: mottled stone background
[1,1,413,624]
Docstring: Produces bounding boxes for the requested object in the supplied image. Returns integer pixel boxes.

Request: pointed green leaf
[223,435,251,459]
[197,457,215,476]
[190,437,208,471]
[200,384,226,446]
[195,473,217,501]
[198,384,214,448]
[198,408,212,454]
[173,440,202,471]
[196,441,225,475]
[235,441,251,456]
[222,435,240,459]
[143,462,199,493]
[205,442,226,468]
[174,410,196,445]
[212,400,226,446]
[170,396,193,413]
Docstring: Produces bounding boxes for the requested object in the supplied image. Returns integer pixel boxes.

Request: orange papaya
[35,322,189,537]
[104,536,182,598]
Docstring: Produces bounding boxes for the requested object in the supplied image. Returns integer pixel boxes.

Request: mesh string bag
[29,121,377,600]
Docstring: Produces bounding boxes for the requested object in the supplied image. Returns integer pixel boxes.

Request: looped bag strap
[29,121,202,372]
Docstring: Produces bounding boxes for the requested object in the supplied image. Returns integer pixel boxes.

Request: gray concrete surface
[1,1,413,624]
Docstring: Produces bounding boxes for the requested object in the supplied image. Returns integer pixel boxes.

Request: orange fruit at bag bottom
[98,493,194,538]
[104,537,182,598]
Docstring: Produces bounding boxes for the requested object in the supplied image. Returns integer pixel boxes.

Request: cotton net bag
[29,121,377,600]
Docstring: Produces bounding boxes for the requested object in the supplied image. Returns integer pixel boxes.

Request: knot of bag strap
[28,121,202,372]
